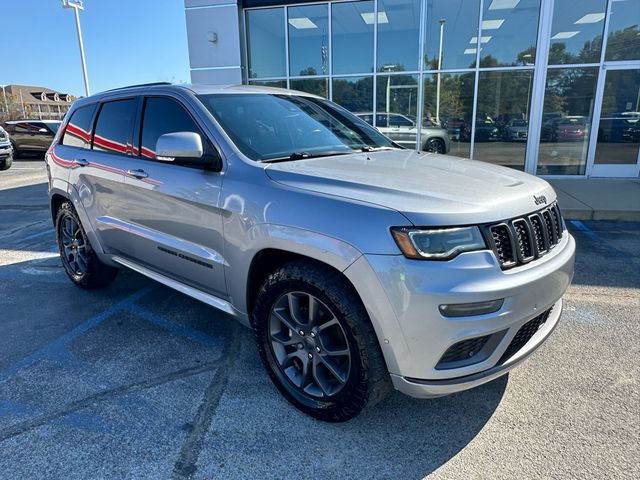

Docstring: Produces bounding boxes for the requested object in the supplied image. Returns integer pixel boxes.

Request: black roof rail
[102,82,173,93]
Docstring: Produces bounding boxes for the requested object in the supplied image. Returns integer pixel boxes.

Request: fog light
[439,299,504,318]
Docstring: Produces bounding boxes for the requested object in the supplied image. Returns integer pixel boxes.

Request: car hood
[264,150,556,225]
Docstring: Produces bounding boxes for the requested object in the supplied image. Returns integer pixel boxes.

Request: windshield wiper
[261,151,351,163]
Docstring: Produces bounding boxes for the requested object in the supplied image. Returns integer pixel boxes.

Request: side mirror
[38,128,49,134]
[155,131,203,161]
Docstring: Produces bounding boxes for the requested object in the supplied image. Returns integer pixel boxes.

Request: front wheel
[0,155,11,171]
[424,137,446,154]
[10,141,19,159]
[55,201,118,289]
[253,261,390,422]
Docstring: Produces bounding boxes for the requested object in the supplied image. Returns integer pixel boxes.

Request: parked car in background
[0,126,13,170]
[598,112,640,143]
[355,112,450,153]
[46,83,574,422]
[443,117,471,142]
[3,120,61,157]
[502,119,529,142]
[474,119,500,142]
[541,117,588,142]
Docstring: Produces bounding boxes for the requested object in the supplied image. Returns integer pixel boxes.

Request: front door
[590,67,640,177]
[121,95,227,298]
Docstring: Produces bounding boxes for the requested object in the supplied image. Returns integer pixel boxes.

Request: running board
[111,256,236,317]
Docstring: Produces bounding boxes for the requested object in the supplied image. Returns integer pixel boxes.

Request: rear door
[121,95,226,297]
[9,122,36,151]
[30,122,57,150]
[64,98,138,258]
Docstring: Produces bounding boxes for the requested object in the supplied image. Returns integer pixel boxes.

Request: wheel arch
[50,191,69,223]
[245,248,362,323]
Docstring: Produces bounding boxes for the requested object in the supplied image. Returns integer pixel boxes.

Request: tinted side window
[12,122,32,134]
[389,115,413,127]
[375,114,389,127]
[62,105,96,149]
[93,99,136,155]
[140,97,201,159]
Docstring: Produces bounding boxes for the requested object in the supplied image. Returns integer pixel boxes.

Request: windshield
[48,122,61,134]
[197,93,396,161]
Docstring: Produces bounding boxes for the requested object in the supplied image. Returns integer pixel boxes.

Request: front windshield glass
[197,93,396,161]
[48,122,61,133]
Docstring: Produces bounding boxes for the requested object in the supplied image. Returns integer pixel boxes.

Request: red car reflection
[542,117,589,142]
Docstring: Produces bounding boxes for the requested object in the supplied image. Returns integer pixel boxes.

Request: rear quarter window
[62,105,96,149]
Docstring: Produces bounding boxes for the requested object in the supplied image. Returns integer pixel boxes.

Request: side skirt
[112,255,238,318]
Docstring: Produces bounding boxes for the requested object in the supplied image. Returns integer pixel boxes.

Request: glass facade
[245,0,640,177]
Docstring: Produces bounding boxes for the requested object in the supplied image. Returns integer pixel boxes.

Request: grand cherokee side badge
[534,194,547,206]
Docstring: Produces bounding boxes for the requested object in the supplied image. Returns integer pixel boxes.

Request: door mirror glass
[155,132,203,161]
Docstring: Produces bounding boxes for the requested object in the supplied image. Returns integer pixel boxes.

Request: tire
[424,138,446,154]
[253,260,391,422]
[10,141,19,159]
[0,155,11,171]
[55,201,118,289]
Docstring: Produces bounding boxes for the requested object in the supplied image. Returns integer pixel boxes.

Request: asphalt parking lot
[1,157,639,479]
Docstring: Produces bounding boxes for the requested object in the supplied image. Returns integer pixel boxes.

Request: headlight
[391,226,486,260]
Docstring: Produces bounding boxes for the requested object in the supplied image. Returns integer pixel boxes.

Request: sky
[2,0,190,97]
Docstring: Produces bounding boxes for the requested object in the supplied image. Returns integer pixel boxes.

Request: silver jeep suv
[45,84,575,422]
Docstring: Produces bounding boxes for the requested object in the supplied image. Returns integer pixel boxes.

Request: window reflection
[594,69,640,166]
[423,72,474,158]
[480,0,541,67]
[548,0,607,65]
[424,0,481,70]
[247,8,286,79]
[332,1,374,75]
[93,100,136,155]
[249,80,287,88]
[537,67,598,175]
[288,5,329,76]
[62,105,95,149]
[474,70,534,170]
[332,76,374,113]
[290,78,329,98]
[377,0,422,72]
[375,74,419,148]
[605,0,640,61]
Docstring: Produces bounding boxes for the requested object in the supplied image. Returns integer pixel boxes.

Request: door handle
[73,158,89,167]
[126,169,149,179]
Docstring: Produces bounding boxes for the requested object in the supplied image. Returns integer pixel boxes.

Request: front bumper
[344,231,575,398]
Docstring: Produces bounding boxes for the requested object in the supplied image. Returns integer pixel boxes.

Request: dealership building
[184,0,640,178]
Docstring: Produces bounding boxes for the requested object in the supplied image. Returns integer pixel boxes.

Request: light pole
[436,19,445,126]
[62,0,90,97]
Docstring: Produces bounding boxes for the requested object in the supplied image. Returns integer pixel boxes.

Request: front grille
[437,335,491,367]
[486,202,564,270]
[499,308,552,363]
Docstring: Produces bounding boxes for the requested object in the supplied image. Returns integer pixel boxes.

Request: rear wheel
[55,201,118,288]
[424,137,446,154]
[253,260,390,422]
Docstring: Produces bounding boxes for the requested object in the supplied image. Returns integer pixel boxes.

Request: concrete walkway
[548,178,640,221]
